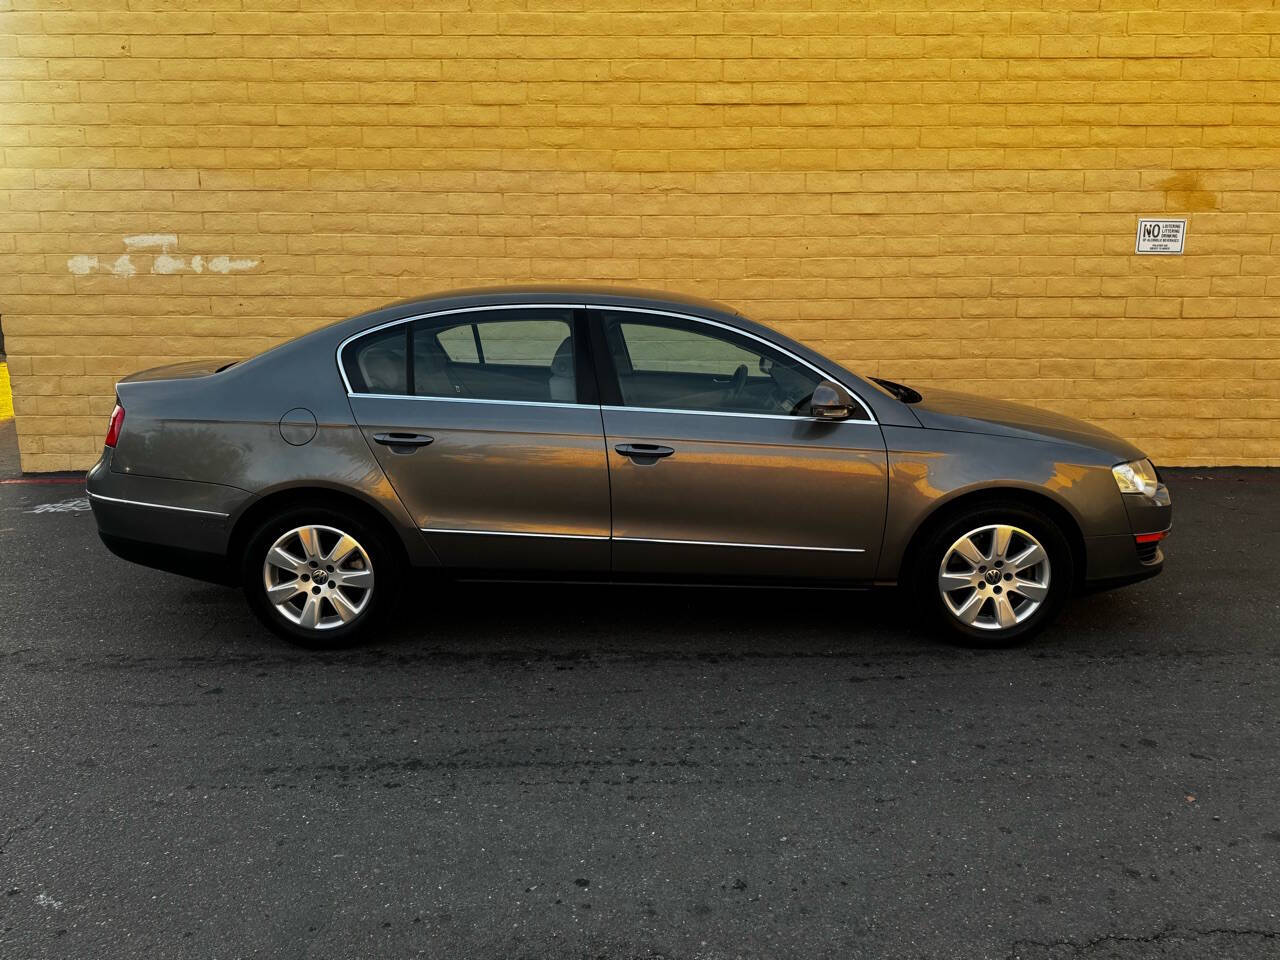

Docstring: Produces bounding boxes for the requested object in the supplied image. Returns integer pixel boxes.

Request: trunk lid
[118,359,235,385]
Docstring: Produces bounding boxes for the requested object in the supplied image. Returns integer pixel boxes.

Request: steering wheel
[789,392,814,417]
[728,363,748,402]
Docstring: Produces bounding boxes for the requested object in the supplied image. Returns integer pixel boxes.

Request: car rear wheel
[916,504,1073,647]
[242,505,399,646]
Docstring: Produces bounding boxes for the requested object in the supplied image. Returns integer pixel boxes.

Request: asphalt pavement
[1,469,1278,959]
[0,418,17,481]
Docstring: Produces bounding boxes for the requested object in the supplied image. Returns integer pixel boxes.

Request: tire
[914,503,1074,647]
[241,503,401,647]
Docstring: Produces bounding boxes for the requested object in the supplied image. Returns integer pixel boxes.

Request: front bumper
[86,451,251,583]
[1083,480,1172,587]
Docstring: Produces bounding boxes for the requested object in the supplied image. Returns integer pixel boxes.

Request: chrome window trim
[600,404,878,426]
[349,393,874,425]
[420,527,864,553]
[336,301,878,424]
[88,491,229,518]
[354,393,588,412]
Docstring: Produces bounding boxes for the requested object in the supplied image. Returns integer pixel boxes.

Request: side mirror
[810,380,855,420]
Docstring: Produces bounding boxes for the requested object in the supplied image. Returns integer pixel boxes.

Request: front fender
[876,426,1130,582]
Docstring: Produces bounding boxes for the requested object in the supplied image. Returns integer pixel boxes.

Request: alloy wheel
[261,524,375,630]
[937,523,1051,631]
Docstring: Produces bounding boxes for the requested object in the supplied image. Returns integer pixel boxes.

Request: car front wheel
[242,505,399,646]
[916,504,1073,646]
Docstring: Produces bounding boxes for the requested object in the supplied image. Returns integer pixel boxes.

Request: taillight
[104,403,125,447]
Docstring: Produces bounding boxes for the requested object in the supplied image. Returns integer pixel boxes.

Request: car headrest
[358,345,406,394]
[550,336,574,377]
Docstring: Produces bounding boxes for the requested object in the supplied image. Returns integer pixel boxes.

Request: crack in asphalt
[1009,926,1280,958]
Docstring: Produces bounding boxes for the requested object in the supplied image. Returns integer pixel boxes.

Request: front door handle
[615,443,675,462]
[373,432,434,452]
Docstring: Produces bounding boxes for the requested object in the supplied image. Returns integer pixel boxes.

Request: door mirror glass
[810,380,855,420]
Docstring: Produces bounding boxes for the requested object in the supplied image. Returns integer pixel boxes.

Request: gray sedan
[87,285,1171,647]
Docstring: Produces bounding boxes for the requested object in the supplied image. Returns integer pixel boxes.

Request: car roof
[357,284,745,324]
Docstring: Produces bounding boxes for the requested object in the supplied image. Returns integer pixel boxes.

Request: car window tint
[344,326,407,395]
[413,310,577,404]
[602,313,826,418]
[622,323,761,376]
[476,320,569,366]
[435,324,479,363]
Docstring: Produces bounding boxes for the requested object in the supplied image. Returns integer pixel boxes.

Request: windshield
[868,377,922,404]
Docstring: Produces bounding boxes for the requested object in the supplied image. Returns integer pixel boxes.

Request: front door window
[600,312,841,418]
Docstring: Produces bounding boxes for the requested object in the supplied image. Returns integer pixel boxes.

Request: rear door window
[412,309,578,404]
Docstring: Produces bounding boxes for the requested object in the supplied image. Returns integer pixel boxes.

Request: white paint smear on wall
[153,252,185,274]
[67,236,259,277]
[208,255,261,274]
[123,233,178,250]
[110,254,137,278]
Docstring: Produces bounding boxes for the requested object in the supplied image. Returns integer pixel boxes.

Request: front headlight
[1112,458,1159,496]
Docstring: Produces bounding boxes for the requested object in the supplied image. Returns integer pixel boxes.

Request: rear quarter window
[343,327,407,395]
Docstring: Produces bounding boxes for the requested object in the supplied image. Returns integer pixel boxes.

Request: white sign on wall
[1135,218,1186,255]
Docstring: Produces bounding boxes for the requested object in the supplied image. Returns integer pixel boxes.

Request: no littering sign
[1135,218,1186,255]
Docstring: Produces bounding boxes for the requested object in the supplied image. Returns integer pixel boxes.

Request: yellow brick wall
[3,0,1279,470]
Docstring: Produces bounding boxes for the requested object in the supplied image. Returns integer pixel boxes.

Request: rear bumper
[86,451,249,583]
[98,532,234,585]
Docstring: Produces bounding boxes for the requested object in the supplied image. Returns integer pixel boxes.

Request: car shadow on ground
[173,573,1151,665]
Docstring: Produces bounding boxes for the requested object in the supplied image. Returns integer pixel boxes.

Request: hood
[910,388,1145,462]
[118,359,235,385]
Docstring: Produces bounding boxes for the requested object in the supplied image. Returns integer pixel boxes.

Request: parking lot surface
[1,469,1278,959]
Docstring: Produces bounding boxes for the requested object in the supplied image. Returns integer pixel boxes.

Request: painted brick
[1,1,1279,466]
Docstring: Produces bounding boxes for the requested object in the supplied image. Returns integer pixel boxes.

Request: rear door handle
[373,432,434,451]
[615,443,675,462]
